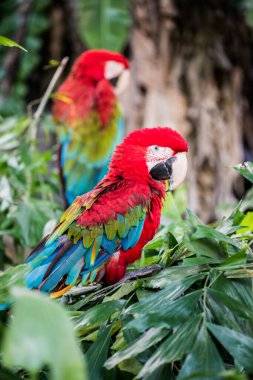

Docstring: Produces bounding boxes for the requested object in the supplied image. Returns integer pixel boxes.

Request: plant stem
[29,56,69,141]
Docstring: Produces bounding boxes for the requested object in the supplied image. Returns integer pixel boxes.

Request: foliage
[0,115,63,268]
[1,159,253,378]
[78,0,132,51]
[45,162,252,380]
[0,0,52,116]
[0,36,27,52]
[3,287,89,380]
[233,162,253,184]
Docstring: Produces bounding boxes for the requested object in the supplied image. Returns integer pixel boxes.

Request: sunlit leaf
[78,0,131,51]
[75,300,124,336]
[238,212,253,233]
[233,161,253,183]
[0,265,28,305]
[3,288,88,380]
[0,35,27,52]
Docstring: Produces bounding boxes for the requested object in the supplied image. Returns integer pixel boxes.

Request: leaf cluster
[53,162,253,380]
[0,115,62,268]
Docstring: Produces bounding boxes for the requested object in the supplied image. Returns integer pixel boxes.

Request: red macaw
[52,50,129,206]
[25,127,188,297]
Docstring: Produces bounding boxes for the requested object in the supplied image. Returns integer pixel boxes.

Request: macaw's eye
[153,145,159,152]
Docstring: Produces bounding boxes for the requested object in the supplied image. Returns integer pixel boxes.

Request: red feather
[102,126,188,283]
[52,50,129,128]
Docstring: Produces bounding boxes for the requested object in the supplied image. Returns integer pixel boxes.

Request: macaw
[23,127,188,298]
[52,49,129,206]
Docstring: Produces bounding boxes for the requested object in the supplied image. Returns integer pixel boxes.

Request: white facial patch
[146,145,173,171]
[105,61,125,80]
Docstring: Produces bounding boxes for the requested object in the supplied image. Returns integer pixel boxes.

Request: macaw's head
[109,127,188,191]
[72,49,129,93]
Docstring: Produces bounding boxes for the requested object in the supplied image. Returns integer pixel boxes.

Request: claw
[118,264,162,284]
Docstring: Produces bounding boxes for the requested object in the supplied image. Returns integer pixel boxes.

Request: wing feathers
[26,194,148,295]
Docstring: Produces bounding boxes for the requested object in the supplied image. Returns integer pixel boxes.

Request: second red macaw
[53,50,129,206]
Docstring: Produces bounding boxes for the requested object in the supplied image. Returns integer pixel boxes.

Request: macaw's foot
[60,284,102,304]
[118,264,162,284]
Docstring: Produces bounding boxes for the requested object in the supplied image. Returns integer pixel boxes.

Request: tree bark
[123,0,252,222]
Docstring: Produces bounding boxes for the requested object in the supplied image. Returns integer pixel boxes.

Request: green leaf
[78,0,131,51]
[105,280,141,301]
[12,199,61,247]
[208,323,253,372]
[3,287,88,380]
[105,327,169,369]
[190,225,239,247]
[233,162,253,183]
[183,235,225,260]
[217,207,245,235]
[0,265,28,305]
[75,300,124,336]
[211,275,253,310]
[238,212,253,233]
[145,267,205,289]
[118,358,142,375]
[86,324,113,380]
[0,36,27,52]
[137,315,202,378]
[125,290,202,332]
[127,275,204,315]
[178,325,224,380]
[218,250,247,268]
[186,209,204,226]
[207,288,253,320]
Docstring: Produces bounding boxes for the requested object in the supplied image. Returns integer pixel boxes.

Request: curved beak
[149,152,187,191]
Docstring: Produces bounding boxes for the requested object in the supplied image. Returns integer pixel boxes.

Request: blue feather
[40,241,85,292]
[25,244,68,288]
[101,235,118,254]
[26,241,59,266]
[65,257,84,285]
[121,218,145,251]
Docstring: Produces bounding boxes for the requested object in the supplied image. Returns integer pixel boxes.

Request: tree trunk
[123,0,252,222]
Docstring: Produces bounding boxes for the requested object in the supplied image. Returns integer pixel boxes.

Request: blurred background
[1,0,253,266]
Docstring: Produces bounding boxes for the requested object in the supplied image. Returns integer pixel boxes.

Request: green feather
[90,225,103,239]
[105,219,117,240]
[82,230,94,248]
[117,214,126,238]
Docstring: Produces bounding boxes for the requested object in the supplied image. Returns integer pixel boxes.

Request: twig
[29,56,69,140]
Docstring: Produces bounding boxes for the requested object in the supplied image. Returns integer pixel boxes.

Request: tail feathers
[25,237,84,293]
[39,241,85,293]
[65,257,84,285]
[25,234,54,264]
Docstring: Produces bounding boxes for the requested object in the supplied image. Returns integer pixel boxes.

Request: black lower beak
[149,156,176,181]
